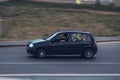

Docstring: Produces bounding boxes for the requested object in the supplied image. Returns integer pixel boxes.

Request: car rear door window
[71,33,91,42]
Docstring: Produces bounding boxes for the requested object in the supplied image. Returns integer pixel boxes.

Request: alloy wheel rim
[85,50,93,58]
[40,51,44,56]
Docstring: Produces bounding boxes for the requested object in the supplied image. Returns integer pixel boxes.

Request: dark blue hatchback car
[26,30,98,59]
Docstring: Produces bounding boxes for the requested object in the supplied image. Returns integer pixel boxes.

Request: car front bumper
[26,47,36,55]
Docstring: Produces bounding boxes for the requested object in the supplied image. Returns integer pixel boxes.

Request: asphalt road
[0,42,120,80]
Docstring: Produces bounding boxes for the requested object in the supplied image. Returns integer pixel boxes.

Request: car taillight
[93,41,97,46]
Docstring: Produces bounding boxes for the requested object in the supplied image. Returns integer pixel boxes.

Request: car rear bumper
[93,46,98,54]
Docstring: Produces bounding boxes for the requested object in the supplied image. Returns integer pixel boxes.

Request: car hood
[31,38,46,44]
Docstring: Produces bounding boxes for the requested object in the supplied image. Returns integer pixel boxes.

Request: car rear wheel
[37,49,46,59]
[83,49,94,59]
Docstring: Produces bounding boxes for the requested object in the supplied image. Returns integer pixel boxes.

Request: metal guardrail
[0,18,2,37]
[0,0,114,4]
[0,0,119,7]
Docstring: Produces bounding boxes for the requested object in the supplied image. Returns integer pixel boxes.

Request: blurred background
[0,0,120,40]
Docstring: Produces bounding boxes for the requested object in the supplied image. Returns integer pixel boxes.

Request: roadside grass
[0,1,120,40]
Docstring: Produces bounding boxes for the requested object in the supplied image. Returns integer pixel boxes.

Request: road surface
[0,42,120,80]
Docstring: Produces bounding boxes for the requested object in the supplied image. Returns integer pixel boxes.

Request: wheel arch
[82,47,94,54]
[36,47,47,54]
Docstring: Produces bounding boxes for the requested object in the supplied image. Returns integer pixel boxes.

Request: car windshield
[42,32,58,41]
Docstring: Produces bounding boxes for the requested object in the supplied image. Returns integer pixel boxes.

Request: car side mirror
[52,38,63,43]
[51,39,66,44]
[51,39,58,43]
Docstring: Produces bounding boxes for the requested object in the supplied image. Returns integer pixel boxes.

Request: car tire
[37,49,46,59]
[83,49,94,59]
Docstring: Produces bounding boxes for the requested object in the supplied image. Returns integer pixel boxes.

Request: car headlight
[29,43,34,48]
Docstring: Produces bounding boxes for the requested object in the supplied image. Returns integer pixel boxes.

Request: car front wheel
[83,49,94,59]
[37,49,46,59]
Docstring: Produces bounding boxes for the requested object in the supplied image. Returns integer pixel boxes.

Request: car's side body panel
[26,30,98,58]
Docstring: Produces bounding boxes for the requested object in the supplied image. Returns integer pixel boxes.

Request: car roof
[56,30,90,34]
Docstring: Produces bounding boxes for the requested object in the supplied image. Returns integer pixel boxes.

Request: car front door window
[53,33,69,43]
